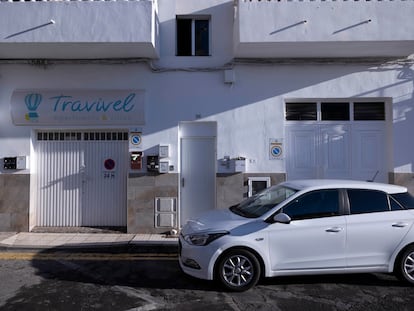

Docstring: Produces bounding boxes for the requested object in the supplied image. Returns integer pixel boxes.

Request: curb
[0,242,179,254]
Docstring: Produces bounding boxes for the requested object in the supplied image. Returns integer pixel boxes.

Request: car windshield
[229,185,298,218]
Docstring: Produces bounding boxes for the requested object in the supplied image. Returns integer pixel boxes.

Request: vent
[37,131,128,141]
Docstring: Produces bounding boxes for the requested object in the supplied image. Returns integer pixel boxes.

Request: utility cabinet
[154,197,177,228]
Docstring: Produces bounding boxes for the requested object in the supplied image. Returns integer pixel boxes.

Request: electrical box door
[130,152,143,170]
[147,155,159,172]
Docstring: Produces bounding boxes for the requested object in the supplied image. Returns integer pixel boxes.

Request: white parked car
[179,179,414,291]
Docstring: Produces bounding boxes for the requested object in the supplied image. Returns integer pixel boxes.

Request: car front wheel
[396,246,414,285]
[216,249,261,292]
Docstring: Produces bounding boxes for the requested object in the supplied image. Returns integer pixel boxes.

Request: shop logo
[24,93,42,121]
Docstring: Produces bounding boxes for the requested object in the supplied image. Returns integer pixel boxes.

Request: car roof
[281,179,407,194]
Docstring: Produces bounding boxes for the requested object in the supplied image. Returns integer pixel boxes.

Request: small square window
[248,177,271,197]
[176,16,210,56]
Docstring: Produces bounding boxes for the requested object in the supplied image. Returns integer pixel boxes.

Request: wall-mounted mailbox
[3,157,17,170]
[3,156,28,170]
[147,155,159,172]
[130,151,143,170]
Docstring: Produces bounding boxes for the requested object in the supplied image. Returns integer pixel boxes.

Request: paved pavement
[0,231,178,251]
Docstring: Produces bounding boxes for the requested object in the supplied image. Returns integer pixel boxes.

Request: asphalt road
[0,250,414,311]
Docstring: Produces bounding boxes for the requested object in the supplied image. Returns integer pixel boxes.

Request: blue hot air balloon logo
[24,93,42,121]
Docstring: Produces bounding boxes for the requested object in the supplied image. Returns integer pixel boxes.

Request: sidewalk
[0,232,178,251]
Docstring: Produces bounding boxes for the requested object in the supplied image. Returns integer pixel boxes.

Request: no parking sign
[269,139,283,160]
[129,131,142,151]
[103,157,116,179]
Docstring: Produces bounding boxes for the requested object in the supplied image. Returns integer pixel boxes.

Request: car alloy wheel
[217,249,260,291]
[402,248,414,283]
[396,246,414,285]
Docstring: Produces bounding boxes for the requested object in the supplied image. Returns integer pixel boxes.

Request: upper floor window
[176,16,210,56]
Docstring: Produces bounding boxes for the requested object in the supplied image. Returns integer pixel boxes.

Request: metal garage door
[285,101,388,182]
[35,131,128,227]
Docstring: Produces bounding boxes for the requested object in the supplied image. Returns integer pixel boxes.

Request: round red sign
[104,158,115,170]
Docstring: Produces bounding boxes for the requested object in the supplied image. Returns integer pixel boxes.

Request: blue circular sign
[131,134,141,145]
[271,145,282,158]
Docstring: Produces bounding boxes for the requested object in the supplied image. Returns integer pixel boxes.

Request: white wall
[0,0,413,176]
[1,59,413,174]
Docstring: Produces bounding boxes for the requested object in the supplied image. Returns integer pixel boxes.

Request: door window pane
[282,189,340,220]
[321,103,350,121]
[347,189,389,214]
[354,102,385,120]
[285,103,317,121]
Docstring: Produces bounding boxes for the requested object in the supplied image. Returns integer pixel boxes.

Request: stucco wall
[128,173,179,234]
[0,174,29,232]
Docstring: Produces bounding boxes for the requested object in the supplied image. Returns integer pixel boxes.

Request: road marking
[0,253,178,261]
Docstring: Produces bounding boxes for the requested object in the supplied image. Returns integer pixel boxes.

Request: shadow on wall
[355,63,414,173]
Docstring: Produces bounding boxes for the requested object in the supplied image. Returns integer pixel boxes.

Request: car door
[268,189,347,271]
[345,189,414,268]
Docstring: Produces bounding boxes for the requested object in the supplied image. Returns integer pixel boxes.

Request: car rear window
[391,192,414,209]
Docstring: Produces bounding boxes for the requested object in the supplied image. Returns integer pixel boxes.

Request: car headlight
[183,232,229,246]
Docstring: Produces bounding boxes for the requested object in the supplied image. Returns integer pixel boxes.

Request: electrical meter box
[3,157,17,170]
[147,155,159,172]
[16,156,28,169]
[159,161,169,173]
[159,145,169,158]
[3,156,28,170]
[130,151,143,170]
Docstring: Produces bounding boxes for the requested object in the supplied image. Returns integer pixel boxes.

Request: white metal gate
[35,131,128,227]
[286,124,386,182]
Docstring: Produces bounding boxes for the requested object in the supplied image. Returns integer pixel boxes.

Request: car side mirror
[273,213,291,224]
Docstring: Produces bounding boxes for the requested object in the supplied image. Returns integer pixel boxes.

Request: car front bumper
[178,237,219,281]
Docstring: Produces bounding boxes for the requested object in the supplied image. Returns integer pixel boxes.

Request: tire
[216,249,261,292]
[396,246,414,285]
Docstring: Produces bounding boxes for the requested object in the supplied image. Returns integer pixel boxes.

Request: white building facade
[0,0,413,233]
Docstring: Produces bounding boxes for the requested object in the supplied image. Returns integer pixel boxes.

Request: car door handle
[325,227,343,233]
[392,222,408,228]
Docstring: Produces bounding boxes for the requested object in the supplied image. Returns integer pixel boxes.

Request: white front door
[35,131,128,227]
[180,122,217,226]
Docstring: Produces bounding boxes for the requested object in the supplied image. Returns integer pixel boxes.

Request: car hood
[181,208,251,235]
